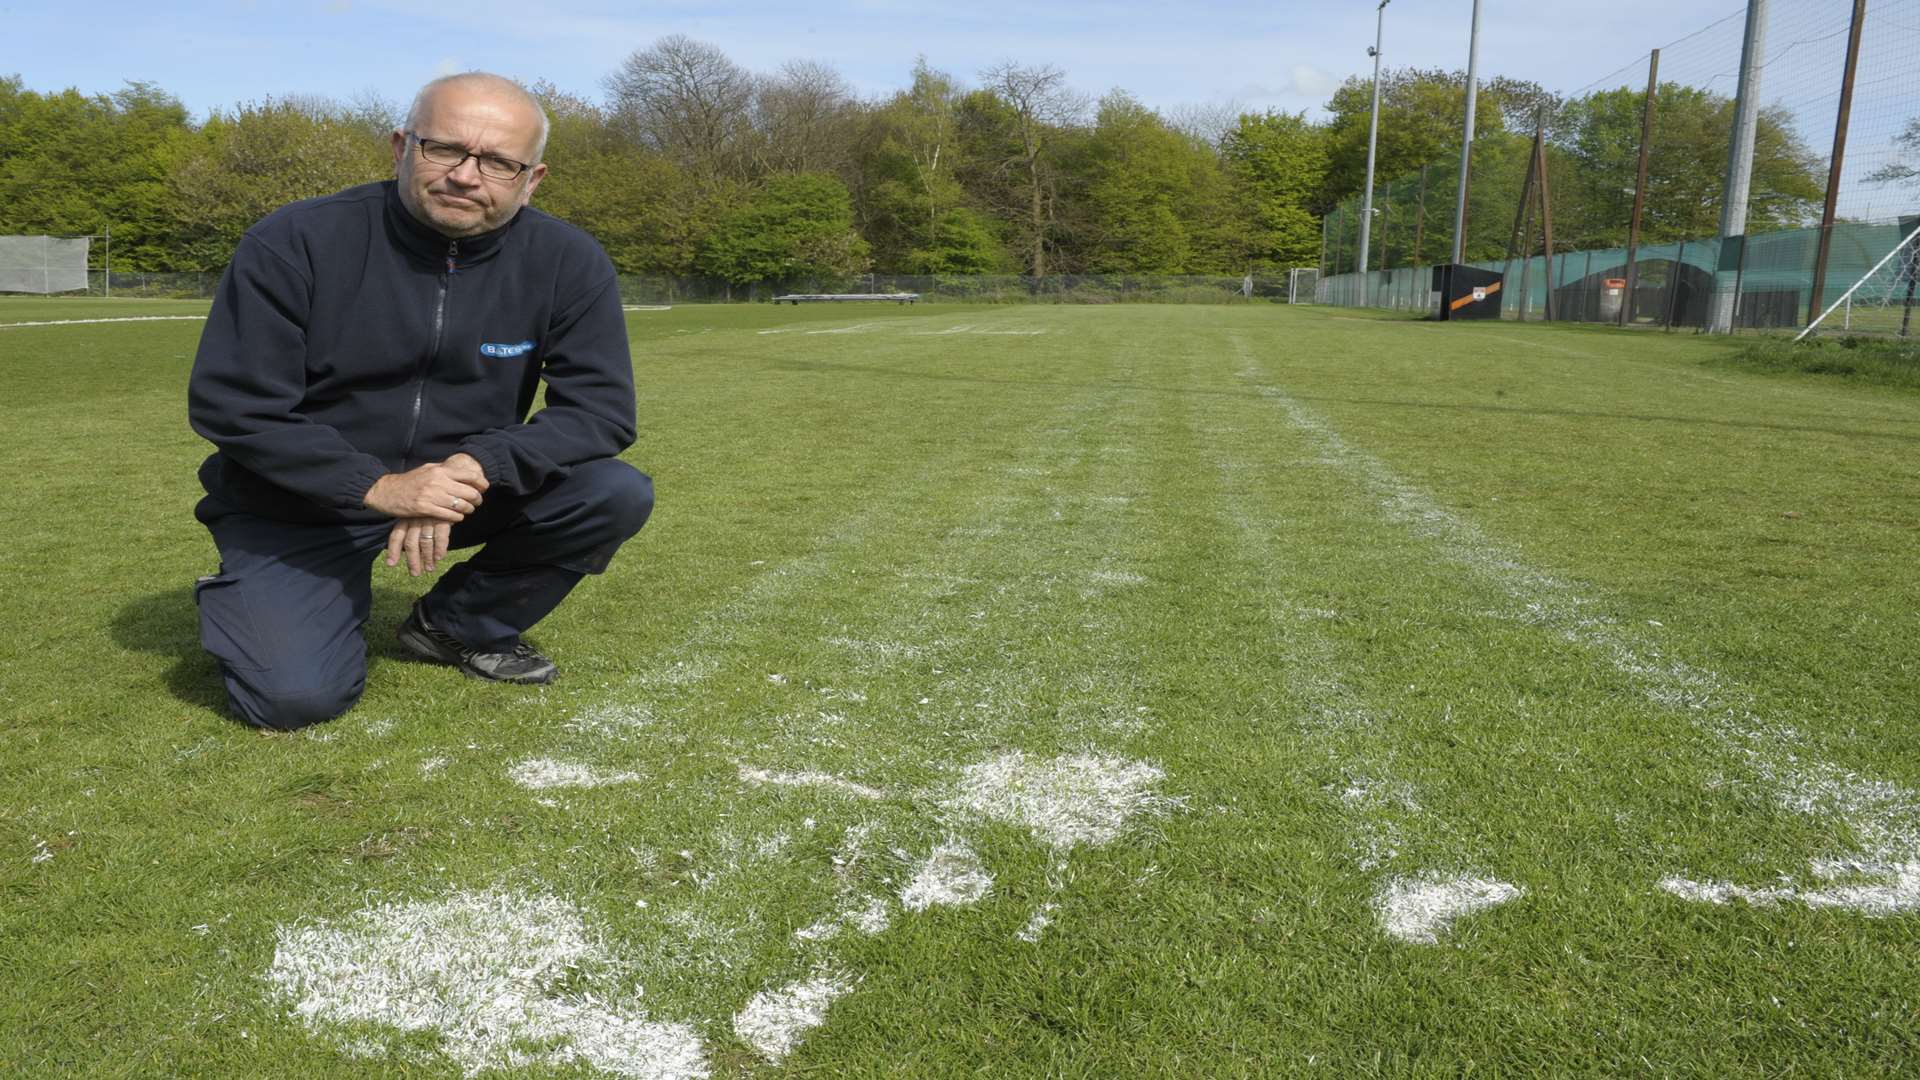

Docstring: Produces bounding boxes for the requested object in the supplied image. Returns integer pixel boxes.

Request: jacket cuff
[458,440,511,490]
[344,465,389,510]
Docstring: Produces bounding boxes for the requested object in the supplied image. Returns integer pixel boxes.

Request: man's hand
[363,454,490,522]
[371,455,490,576]
[386,516,450,576]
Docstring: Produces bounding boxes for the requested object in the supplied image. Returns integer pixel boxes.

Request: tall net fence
[0,236,91,294]
[1318,0,1920,333]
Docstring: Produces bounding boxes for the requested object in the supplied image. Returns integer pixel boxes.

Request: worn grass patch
[3,301,1919,1076]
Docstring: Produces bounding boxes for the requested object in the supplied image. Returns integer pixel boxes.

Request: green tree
[902,208,1011,274]
[967,63,1087,278]
[1222,110,1328,270]
[696,172,869,289]
[531,84,720,278]
[166,98,390,269]
[1080,92,1197,273]
[1866,116,1920,191]
[1554,83,1823,246]
[0,78,194,269]
[1319,68,1543,211]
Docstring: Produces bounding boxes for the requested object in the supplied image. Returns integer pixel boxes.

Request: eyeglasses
[407,132,532,181]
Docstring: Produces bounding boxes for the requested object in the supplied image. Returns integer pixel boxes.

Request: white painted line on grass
[509,757,641,790]
[733,974,851,1062]
[739,765,885,801]
[0,315,207,328]
[803,322,889,335]
[622,304,672,311]
[1234,337,1920,918]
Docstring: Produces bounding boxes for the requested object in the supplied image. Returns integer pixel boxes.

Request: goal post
[1796,218,1920,341]
[1287,267,1320,304]
[0,235,92,294]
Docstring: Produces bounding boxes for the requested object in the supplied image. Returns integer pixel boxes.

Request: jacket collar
[382,180,519,269]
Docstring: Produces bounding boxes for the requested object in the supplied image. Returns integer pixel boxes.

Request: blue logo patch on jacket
[480,340,536,359]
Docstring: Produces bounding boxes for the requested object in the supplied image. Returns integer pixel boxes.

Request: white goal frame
[1796,221,1920,341]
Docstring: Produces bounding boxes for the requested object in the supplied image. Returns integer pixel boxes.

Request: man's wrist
[361,473,395,511]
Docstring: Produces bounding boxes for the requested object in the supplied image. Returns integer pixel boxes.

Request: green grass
[1724,332,1920,391]
[4,298,1920,1076]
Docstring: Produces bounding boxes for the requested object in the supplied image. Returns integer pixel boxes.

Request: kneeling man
[187,73,652,730]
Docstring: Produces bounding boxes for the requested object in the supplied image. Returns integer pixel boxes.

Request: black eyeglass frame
[405,131,534,181]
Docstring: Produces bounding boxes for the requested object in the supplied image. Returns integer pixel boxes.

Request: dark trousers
[193,458,653,731]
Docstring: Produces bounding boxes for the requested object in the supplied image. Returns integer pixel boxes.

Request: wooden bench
[770,293,921,305]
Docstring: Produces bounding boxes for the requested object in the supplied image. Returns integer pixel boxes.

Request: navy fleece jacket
[188,180,636,524]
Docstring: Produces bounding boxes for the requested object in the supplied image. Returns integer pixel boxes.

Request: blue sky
[7,0,1732,121]
[13,0,1914,219]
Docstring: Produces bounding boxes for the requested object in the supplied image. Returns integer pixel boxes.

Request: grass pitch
[3,298,1919,1076]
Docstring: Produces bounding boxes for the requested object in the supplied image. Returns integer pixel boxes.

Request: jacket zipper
[399,240,457,468]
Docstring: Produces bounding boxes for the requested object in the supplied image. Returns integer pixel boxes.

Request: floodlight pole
[1708,0,1767,333]
[1450,0,1482,266]
[1356,0,1389,306]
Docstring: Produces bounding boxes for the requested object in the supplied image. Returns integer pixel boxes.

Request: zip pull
[446,240,458,274]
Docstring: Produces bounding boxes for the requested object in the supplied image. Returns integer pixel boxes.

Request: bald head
[392,72,551,237]
[405,73,549,163]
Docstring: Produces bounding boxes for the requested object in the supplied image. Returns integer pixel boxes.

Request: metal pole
[1665,239,1688,329]
[104,225,111,299]
[1536,117,1556,321]
[1357,0,1389,306]
[1450,0,1483,266]
[1621,49,1659,326]
[1517,172,1537,322]
[1502,138,1540,289]
[1808,0,1867,325]
[1412,165,1428,266]
[1709,0,1768,333]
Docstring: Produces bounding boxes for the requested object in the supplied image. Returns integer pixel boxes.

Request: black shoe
[396,601,558,685]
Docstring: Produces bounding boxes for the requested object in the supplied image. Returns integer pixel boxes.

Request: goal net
[1287,267,1320,304]
[0,235,91,294]
[1798,219,1920,340]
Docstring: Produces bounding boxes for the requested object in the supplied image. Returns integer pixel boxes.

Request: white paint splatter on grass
[739,765,885,801]
[951,751,1176,850]
[1016,902,1060,943]
[732,974,852,1062]
[566,702,655,736]
[266,889,708,1078]
[1374,875,1525,945]
[899,840,994,911]
[508,758,640,790]
[794,896,892,943]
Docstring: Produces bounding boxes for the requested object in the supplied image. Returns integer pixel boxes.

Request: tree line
[0,41,1837,285]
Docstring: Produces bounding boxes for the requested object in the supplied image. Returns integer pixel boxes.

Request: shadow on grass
[110,584,425,722]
